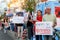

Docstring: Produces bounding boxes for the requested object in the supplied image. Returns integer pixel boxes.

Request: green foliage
[22,0,36,12]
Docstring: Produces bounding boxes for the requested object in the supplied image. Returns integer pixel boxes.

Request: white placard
[12,16,24,23]
[35,22,53,35]
[57,18,60,26]
[56,18,60,27]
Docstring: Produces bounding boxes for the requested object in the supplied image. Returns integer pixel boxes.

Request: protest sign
[35,22,53,35]
[12,16,24,23]
[56,18,60,27]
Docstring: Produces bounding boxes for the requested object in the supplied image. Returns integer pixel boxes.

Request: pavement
[6,30,35,40]
[0,30,13,40]
[0,29,59,40]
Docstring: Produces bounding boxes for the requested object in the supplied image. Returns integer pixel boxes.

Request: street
[0,30,13,40]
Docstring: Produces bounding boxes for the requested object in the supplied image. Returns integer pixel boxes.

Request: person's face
[37,11,42,16]
[46,8,51,14]
[17,14,21,16]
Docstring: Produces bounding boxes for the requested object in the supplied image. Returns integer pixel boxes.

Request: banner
[35,22,53,35]
[12,16,24,23]
[56,18,60,27]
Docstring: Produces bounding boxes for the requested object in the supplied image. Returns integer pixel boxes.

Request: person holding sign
[43,7,57,40]
[35,10,43,40]
[12,12,24,39]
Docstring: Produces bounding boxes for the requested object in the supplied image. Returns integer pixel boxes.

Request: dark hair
[4,17,8,22]
[29,11,32,15]
[37,10,42,13]
[16,12,23,16]
[37,10,42,16]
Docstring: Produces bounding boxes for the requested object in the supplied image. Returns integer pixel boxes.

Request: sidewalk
[7,30,59,40]
[7,30,34,40]
[0,30,13,40]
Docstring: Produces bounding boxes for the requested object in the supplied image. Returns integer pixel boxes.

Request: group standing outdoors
[30,7,56,40]
[35,7,56,40]
[1,7,57,40]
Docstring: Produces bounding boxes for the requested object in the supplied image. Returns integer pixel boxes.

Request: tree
[22,0,36,12]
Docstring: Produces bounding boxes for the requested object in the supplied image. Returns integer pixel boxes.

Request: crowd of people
[0,7,60,40]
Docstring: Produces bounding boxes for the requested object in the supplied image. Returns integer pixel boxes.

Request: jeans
[44,35,55,40]
[36,35,42,40]
[10,23,14,31]
[4,26,8,33]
